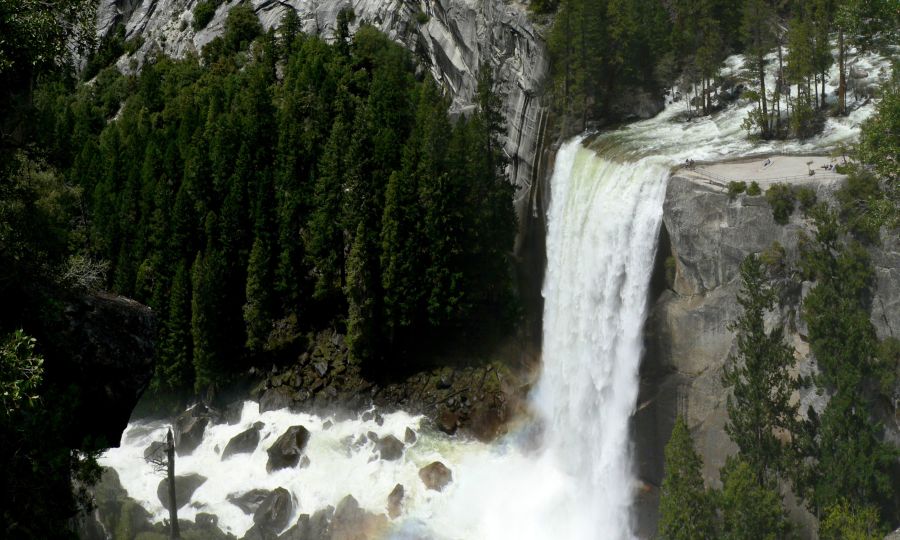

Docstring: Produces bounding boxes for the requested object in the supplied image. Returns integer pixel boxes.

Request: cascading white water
[532,139,668,539]
[100,48,893,540]
[100,140,668,540]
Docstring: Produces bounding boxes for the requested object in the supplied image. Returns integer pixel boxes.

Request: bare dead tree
[145,428,180,539]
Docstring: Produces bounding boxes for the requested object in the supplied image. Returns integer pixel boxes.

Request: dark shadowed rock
[47,292,156,448]
[436,410,459,435]
[279,506,333,540]
[143,440,166,461]
[195,512,218,529]
[331,495,388,540]
[222,422,265,459]
[174,409,209,456]
[253,487,294,536]
[467,404,506,442]
[78,467,154,540]
[260,387,294,413]
[376,435,404,461]
[387,484,404,519]
[266,425,311,472]
[221,401,244,425]
[157,474,207,509]
[228,489,271,515]
[404,427,417,444]
[419,462,452,492]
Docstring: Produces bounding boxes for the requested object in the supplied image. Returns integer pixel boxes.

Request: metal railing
[689,165,845,186]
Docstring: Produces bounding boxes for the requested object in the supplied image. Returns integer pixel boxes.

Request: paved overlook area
[676,154,848,188]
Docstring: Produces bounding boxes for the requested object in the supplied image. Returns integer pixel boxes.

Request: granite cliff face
[634,173,900,536]
[95,0,549,231]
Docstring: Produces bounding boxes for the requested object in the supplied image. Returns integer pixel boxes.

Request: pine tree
[243,233,274,352]
[741,0,776,138]
[723,254,799,483]
[797,213,898,518]
[820,500,886,540]
[157,261,193,391]
[719,457,792,540]
[191,245,227,394]
[658,416,717,540]
[345,221,380,363]
[307,114,350,303]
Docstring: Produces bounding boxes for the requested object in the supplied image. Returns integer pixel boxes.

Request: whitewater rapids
[101,47,894,540]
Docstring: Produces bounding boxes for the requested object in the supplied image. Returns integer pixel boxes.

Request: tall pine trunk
[167,429,180,539]
[759,53,768,138]
[838,27,846,115]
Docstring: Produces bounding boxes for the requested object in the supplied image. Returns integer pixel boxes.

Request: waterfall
[99,138,671,540]
[530,138,669,539]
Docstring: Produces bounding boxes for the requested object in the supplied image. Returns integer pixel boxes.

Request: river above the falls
[100,48,893,540]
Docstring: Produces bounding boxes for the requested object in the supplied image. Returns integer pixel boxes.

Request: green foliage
[0,330,44,416]
[875,337,899,398]
[31,22,518,389]
[789,94,822,139]
[759,241,786,276]
[223,4,262,52]
[0,0,97,76]
[820,500,885,540]
[718,457,793,540]
[857,70,899,188]
[796,186,817,213]
[192,0,221,31]
[765,184,796,225]
[723,254,799,480]
[547,0,671,128]
[658,416,717,540]
[836,168,884,242]
[747,181,761,196]
[796,208,899,521]
[728,181,747,200]
[740,0,776,138]
[0,331,102,538]
[529,0,558,14]
[0,153,79,295]
[83,24,125,81]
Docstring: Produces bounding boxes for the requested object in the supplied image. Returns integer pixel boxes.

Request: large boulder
[403,427,417,444]
[259,387,294,413]
[252,487,294,536]
[436,410,459,435]
[266,426,311,472]
[77,467,153,540]
[228,489,272,515]
[331,495,388,540]
[143,440,166,462]
[156,474,207,510]
[174,408,209,456]
[222,422,264,460]
[419,462,453,492]
[278,507,333,540]
[43,292,155,448]
[387,484,404,519]
[375,435,404,461]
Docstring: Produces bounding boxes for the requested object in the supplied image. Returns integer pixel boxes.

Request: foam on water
[101,45,894,539]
